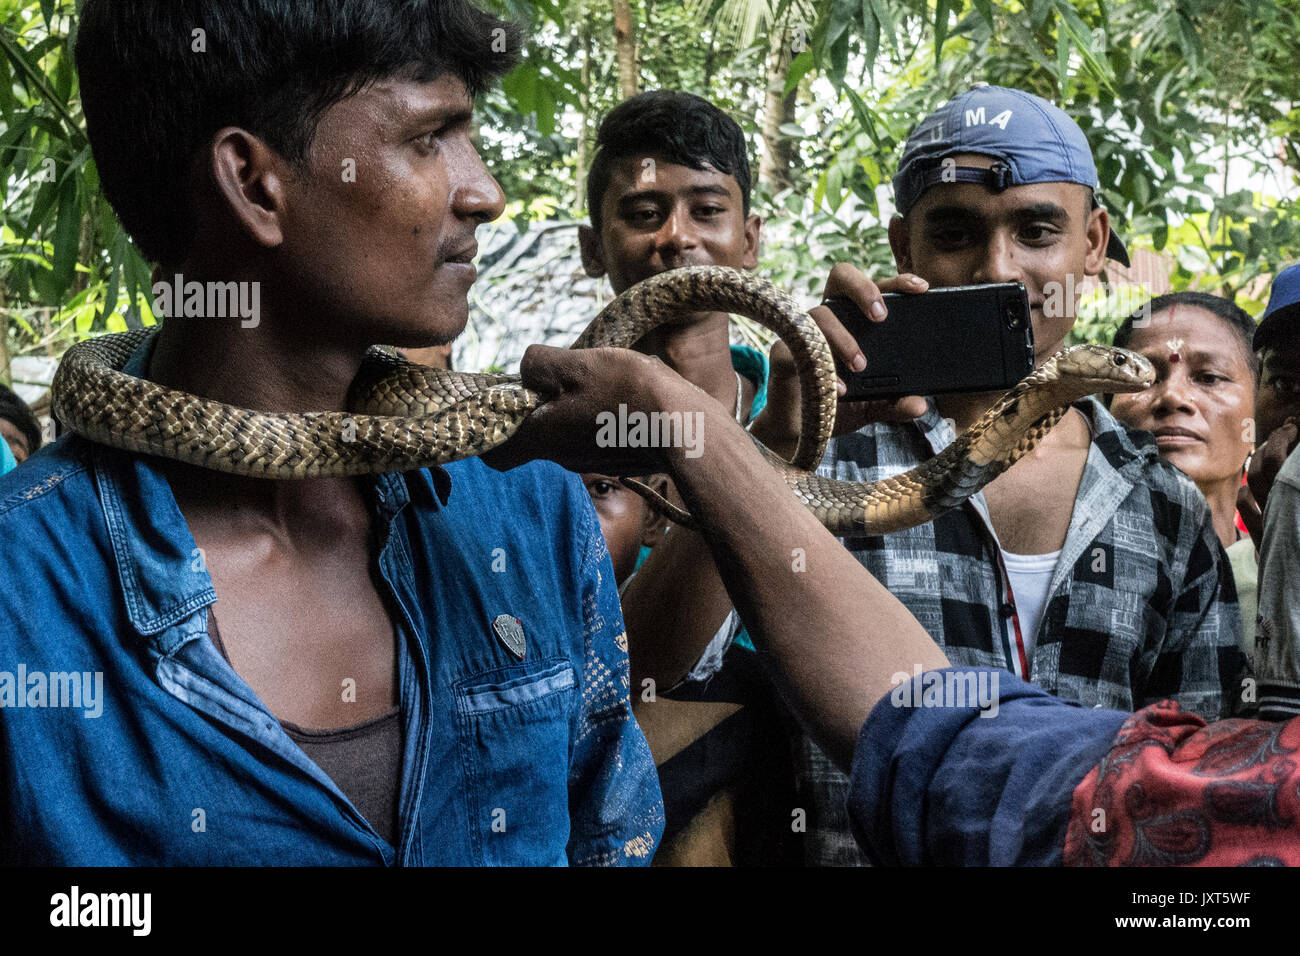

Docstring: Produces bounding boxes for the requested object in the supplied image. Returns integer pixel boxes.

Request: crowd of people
[1,0,1298,867]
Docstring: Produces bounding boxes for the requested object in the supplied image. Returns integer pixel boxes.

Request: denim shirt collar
[96,326,451,645]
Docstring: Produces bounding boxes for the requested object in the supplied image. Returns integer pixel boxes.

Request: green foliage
[1,0,155,378]
[789,0,1300,346]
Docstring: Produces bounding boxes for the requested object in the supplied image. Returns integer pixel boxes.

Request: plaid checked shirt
[797,396,1248,866]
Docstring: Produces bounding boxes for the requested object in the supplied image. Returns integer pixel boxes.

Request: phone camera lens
[1006,304,1024,330]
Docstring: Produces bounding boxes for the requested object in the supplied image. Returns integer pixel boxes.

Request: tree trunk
[702,27,717,90]
[759,23,797,193]
[612,0,639,100]
[574,11,593,213]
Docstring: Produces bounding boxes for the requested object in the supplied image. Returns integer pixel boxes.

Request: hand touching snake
[51,266,1154,535]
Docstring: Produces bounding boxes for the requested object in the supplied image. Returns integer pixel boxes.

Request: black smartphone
[826,281,1035,400]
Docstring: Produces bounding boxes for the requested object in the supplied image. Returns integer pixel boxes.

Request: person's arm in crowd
[846,664,1300,866]
[486,342,945,768]
[618,265,928,692]
[1253,444,1300,720]
[1238,419,1299,544]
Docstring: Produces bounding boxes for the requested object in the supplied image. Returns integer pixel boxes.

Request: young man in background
[579,91,800,865]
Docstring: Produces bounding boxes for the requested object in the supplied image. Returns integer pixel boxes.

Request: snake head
[1048,344,1154,398]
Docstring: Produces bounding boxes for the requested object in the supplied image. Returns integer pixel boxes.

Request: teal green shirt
[0,433,16,475]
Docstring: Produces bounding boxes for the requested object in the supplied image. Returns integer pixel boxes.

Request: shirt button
[1000,602,1016,618]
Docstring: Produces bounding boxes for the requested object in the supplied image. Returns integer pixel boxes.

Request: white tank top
[1000,548,1062,660]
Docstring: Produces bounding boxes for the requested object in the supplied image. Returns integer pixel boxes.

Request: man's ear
[1084,204,1109,277]
[741,213,762,270]
[888,215,913,274]
[578,224,607,278]
[208,126,288,251]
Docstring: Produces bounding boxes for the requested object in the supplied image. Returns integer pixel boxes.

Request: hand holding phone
[825,282,1035,401]
[752,267,932,457]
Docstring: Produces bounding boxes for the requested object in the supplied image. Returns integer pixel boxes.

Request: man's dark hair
[586,91,751,232]
[76,0,521,267]
[1112,291,1259,384]
[0,384,42,457]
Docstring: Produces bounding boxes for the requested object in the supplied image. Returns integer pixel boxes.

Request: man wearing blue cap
[741,83,1247,865]
[1240,264,1300,720]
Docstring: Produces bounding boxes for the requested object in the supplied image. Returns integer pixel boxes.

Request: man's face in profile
[270,72,505,349]
[1256,335,1300,440]
[581,154,759,297]
[890,154,1107,364]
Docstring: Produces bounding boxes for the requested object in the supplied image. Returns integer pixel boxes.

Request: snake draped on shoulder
[52,266,1154,536]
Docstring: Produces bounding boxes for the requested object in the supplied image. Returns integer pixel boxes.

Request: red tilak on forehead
[1169,352,1180,363]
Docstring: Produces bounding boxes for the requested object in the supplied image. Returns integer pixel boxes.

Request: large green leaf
[783,49,815,95]
[933,0,951,67]
[50,177,78,296]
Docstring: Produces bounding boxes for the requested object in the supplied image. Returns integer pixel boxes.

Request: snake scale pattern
[51,265,1154,535]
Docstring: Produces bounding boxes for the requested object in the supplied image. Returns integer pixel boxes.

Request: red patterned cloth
[1065,700,1300,866]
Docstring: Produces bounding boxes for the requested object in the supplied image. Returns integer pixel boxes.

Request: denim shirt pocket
[455,658,577,865]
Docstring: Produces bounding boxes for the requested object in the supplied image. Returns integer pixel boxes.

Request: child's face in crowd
[1110,307,1255,489]
[583,474,664,585]
[1256,336,1300,441]
[0,418,29,463]
[889,154,1108,365]
[580,155,760,296]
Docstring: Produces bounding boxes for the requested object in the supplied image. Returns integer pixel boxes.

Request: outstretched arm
[487,342,945,767]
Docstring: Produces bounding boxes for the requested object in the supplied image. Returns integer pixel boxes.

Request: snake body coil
[51,266,1153,535]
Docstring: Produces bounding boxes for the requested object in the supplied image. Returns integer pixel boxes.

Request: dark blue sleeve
[847,668,1129,866]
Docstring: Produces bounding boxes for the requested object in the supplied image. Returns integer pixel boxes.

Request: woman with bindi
[1109,293,1259,644]
[1110,292,1259,549]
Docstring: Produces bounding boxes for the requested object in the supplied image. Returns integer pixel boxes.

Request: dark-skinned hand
[750,263,930,457]
[480,344,711,477]
[1238,418,1299,545]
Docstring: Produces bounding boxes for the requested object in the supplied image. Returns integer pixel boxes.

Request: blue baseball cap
[1256,263,1300,352]
[892,83,1130,267]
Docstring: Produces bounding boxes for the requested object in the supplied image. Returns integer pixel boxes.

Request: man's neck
[934,390,1003,433]
[634,311,746,418]
[1200,475,1244,550]
[146,315,373,532]
[149,314,365,415]
[935,344,1064,432]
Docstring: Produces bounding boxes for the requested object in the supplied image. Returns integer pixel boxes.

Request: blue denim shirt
[0,333,663,865]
